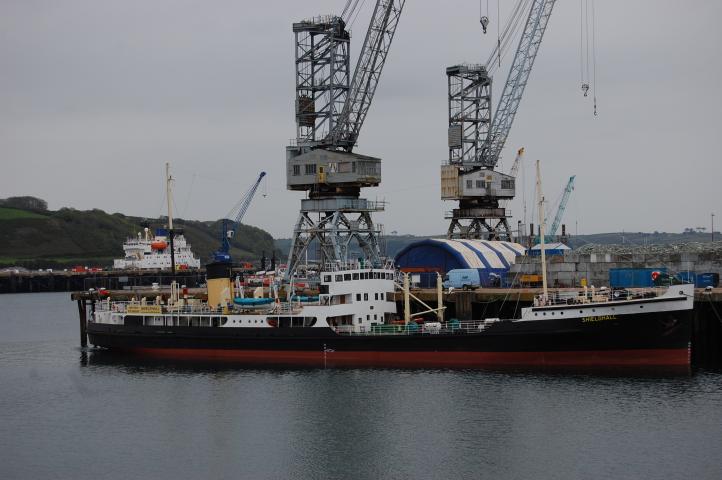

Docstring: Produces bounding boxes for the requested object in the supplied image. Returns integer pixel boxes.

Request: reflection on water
[1,293,722,480]
[83,347,692,378]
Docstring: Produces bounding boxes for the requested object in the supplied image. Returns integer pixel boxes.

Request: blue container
[675,271,697,285]
[609,267,667,288]
[697,273,720,288]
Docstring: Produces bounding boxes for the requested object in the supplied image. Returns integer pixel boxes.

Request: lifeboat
[151,240,168,250]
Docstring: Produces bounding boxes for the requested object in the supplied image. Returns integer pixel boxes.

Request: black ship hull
[87,309,692,369]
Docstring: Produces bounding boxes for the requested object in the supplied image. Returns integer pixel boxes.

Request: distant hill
[0,197,280,269]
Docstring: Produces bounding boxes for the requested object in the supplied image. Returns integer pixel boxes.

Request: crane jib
[482,0,556,167]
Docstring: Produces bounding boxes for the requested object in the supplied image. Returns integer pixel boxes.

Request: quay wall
[509,252,722,288]
[1,270,206,294]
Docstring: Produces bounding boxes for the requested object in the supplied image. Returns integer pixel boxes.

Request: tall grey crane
[286,0,406,279]
[443,0,556,240]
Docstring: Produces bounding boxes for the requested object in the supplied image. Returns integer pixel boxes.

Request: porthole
[640,305,644,309]
[543,312,546,316]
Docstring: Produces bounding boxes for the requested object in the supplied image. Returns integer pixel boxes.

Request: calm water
[1,293,721,480]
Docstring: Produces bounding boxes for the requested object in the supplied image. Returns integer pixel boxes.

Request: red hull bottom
[125,347,690,369]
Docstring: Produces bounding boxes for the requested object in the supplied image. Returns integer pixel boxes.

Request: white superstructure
[113,227,201,270]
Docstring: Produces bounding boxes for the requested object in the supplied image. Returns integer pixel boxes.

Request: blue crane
[544,175,575,239]
[212,172,266,264]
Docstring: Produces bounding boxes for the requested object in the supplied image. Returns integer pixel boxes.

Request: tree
[0,196,48,211]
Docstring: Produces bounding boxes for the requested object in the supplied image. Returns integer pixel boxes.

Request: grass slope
[0,207,279,269]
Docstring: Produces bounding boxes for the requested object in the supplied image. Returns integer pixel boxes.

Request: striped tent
[394,239,526,287]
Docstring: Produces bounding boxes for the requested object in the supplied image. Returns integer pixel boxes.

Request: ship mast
[535,160,548,303]
[165,162,176,276]
[166,162,174,230]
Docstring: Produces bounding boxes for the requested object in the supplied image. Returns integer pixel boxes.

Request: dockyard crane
[285,0,406,278]
[547,175,575,238]
[444,0,556,240]
[212,172,266,264]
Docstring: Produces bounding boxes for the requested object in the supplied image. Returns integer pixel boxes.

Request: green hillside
[0,197,279,269]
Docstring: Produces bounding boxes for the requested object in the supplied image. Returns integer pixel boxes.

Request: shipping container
[609,267,667,288]
[697,273,720,288]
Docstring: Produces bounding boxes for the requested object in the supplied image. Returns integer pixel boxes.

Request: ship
[113,227,201,271]
[113,164,201,271]
[87,259,695,369]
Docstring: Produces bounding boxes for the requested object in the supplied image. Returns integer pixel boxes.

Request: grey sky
[1,0,720,238]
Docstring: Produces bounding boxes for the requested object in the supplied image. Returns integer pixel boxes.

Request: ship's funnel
[206,262,233,309]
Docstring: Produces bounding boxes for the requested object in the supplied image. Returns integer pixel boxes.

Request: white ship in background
[114,163,201,271]
[113,227,201,270]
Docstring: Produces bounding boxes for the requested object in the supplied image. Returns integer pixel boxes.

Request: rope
[349,0,367,29]
[591,0,598,115]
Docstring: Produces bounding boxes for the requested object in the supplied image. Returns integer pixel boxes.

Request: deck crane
[285,0,405,278]
[211,171,266,264]
[443,0,556,240]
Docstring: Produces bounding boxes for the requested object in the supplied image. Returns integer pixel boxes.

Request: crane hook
[581,83,589,97]
[480,16,489,34]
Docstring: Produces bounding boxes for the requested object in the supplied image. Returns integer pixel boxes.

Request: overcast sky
[1,0,720,238]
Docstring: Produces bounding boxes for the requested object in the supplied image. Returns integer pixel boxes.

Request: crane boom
[548,175,575,236]
[500,147,524,209]
[328,0,406,150]
[481,0,556,167]
[213,171,267,263]
[509,147,524,177]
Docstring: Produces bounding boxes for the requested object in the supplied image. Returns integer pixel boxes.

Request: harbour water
[1,293,721,479]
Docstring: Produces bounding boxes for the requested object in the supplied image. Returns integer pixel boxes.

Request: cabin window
[466,179,473,189]
[323,275,331,282]
[367,315,370,321]
[380,293,384,300]
[356,294,361,301]
[501,179,515,189]
[353,273,359,280]
[374,314,377,320]
[476,180,483,188]
[304,164,316,175]
[335,274,343,282]
[364,293,368,301]
[344,274,351,281]
[292,165,300,176]
[375,293,379,300]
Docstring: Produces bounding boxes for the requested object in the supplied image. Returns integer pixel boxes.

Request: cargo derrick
[286,1,405,278]
[444,0,556,241]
